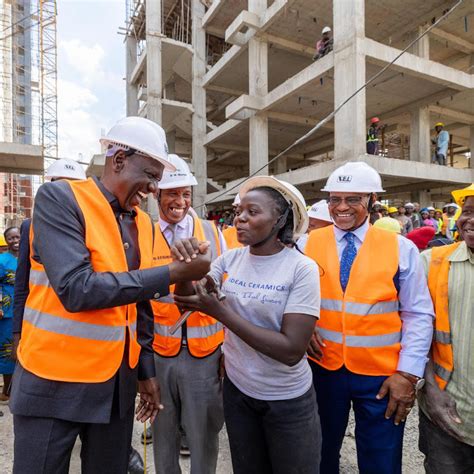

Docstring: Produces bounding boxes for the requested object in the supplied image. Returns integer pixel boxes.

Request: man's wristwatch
[397,371,425,392]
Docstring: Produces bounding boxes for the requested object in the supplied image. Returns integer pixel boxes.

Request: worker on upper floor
[10,117,212,474]
[313,26,333,61]
[432,122,449,166]
[223,194,243,250]
[150,154,226,474]
[366,117,385,156]
[418,183,474,473]
[305,161,434,474]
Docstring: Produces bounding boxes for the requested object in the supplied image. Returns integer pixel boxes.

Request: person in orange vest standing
[222,194,243,250]
[10,117,212,474]
[150,154,226,474]
[305,162,434,474]
[418,184,474,473]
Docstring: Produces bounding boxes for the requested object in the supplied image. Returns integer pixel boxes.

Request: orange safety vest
[223,226,242,250]
[18,178,153,383]
[151,215,224,358]
[427,242,458,390]
[305,225,401,376]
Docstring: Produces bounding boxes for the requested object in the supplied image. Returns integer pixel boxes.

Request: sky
[57,0,126,164]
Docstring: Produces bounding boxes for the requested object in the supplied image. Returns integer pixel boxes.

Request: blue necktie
[340,233,357,292]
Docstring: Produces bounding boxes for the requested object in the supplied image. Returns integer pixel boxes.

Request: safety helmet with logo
[158,154,197,189]
[45,159,86,180]
[452,184,474,207]
[322,26,331,34]
[322,161,385,193]
[435,122,444,128]
[239,176,309,236]
[308,200,332,223]
[100,116,175,171]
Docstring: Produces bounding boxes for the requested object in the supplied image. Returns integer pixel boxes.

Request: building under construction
[0,0,57,230]
[123,0,473,214]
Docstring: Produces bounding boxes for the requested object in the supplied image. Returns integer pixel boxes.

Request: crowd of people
[0,116,473,474]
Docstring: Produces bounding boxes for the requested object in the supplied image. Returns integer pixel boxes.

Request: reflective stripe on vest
[18,178,154,383]
[151,214,224,358]
[427,242,459,390]
[306,225,401,376]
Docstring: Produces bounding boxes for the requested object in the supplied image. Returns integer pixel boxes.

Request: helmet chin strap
[253,206,291,248]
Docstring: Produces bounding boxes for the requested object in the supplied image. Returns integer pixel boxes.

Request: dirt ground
[0,399,424,473]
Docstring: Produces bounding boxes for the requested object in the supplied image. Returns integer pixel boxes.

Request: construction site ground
[0,396,425,472]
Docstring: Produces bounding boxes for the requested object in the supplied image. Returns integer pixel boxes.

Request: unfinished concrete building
[124,0,474,214]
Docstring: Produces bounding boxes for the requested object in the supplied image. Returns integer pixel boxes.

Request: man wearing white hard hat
[10,118,212,473]
[313,26,333,60]
[442,203,459,239]
[305,162,434,473]
[222,194,244,250]
[297,200,332,250]
[150,154,226,474]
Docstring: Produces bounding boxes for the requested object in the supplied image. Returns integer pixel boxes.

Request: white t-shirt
[209,246,320,401]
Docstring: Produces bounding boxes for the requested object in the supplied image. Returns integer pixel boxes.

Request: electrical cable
[196,0,464,210]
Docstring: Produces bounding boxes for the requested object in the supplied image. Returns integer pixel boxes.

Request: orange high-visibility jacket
[305,225,402,376]
[151,215,224,358]
[18,178,153,383]
[223,226,242,250]
[427,242,458,390]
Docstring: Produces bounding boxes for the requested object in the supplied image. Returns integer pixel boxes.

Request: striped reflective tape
[320,299,343,312]
[318,327,343,344]
[24,307,125,342]
[345,300,399,316]
[187,322,223,339]
[434,330,451,344]
[154,323,182,338]
[434,362,452,382]
[345,331,401,348]
[29,269,51,287]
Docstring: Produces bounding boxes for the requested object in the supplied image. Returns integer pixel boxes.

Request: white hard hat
[322,162,385,193]
[158,154,198,189]
[322,26,331,34]
[239,176,309,236]
[100,116,175,171]
[308,200,332,223]
[232,194,241,206]
[45,159,86,180]
[404,202,415,208]
[443,203,459,209]
[427,206,435,211]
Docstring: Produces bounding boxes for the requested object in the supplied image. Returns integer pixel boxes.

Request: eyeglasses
[328,195,369,206]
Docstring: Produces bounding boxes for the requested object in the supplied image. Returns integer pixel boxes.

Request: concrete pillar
[191,0,207,216]
[410,26,429,59]
[470,125,474,169]
[126,35,139,115]
[146,0,163,124]
[248,0,268,175]
[333,0,366,160]
[410,107,431,163]
[411,190,432,207]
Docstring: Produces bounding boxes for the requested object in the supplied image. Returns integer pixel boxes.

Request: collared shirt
[333,219,434,377]
[420,242,474,445]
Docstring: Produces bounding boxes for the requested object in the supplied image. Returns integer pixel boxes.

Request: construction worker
[298,199,332,249]
[222,194,243,250]
[404,202,421,229]
[10,117,211,474]
[395,205,413,235]
[150,154,225,474]
[366,117,384,155]
[373,216,402,234]
[305,162,434,474]
[432,122,449,165]
[442,203,459,239]
[418,183,474,473]
[175,176,322,474]
[313,26,333,61]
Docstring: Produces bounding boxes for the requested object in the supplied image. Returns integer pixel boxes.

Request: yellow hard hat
[373,217,401,234]
[435,122,444,127]
[388,206,398,214]
[435,208,443,213]
[452,184,474,207]
[0,235,6,246]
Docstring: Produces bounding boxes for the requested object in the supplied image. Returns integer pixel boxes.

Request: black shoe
[128,446,144,474]
[140,425,153,445]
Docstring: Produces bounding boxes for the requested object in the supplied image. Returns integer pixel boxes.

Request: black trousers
[419,410,474,474]
[223,375,321,474]
[13,402,134,474]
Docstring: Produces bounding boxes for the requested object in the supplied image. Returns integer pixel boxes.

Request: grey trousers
[152,347,224,474]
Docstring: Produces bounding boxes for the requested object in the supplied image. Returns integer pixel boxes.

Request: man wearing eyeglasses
[305,162,434,474]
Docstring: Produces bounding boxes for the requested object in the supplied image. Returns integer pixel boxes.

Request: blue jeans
[310,362,404,474]
[223,375,321,474]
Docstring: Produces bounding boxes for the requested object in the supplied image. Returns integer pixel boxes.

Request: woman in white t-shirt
[175,176,322,474]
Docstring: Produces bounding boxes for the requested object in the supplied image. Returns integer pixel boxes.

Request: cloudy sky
[57,0,126,163]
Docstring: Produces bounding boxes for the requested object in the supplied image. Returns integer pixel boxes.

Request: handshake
[168,237,212,283]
